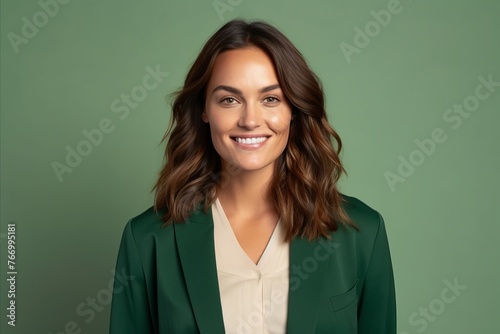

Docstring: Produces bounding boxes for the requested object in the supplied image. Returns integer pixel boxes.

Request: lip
[230,134,271,150]
[230,134,272,138]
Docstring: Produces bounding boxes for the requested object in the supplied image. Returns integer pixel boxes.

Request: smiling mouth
[231,136,270,144]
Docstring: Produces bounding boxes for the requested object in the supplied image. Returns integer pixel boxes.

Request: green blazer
[109,195,396,333]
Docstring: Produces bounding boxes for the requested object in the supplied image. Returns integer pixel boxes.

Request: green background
[1,0,498,333]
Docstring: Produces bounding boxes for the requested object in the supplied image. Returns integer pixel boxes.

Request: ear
[202,109,209,123]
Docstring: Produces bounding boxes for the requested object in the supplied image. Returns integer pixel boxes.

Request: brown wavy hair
[153,19,357,241]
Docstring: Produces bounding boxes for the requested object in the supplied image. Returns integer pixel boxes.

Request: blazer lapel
[173,206,226,334]
[175,205,330,334]
[286,236,331,334]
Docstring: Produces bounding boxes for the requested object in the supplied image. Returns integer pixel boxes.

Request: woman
[109,19,396,334]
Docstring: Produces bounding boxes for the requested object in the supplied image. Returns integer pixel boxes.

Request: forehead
[207,47,278,87]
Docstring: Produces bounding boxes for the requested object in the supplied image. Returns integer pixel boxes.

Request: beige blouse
[212,198,290,334]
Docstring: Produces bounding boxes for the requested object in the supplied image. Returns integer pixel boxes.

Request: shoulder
[341,194,383,230]
[122,206,174,250]
[334,195,392,278]
[337,194,386,247]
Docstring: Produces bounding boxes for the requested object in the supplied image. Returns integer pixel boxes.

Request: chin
[232,161,275,172]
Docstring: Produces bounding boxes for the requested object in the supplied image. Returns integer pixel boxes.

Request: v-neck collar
[213,198,286,276]
[173,203,331,334]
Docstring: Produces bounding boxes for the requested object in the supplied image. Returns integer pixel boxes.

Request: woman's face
[203,46,292,175]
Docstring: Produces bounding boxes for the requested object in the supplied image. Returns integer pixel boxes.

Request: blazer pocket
[329,279,358,312]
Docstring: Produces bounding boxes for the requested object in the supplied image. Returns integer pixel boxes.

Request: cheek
[205,111,229,135]
[206,115,232,154]
[208,126,227,159]
[209,125,225,147]
[269,113,292,136]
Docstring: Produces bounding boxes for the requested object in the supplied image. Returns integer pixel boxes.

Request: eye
[219,97,238,105]
[263,96,280,104]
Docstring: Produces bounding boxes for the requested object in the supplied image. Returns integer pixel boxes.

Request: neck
[216,166,275,219]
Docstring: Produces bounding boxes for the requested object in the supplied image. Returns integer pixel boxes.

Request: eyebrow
[211,84,281,95]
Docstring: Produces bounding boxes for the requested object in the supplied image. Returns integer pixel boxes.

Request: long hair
[153,19,357,241]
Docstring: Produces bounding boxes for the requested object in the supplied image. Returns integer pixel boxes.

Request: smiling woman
[202,47,292,177]
[109,19,396,334]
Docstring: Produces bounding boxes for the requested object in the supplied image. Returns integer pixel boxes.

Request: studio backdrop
[1,0,498,333]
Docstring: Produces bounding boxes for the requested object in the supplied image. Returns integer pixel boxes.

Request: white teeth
[235,137,267,144]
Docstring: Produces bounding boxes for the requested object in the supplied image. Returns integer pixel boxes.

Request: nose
[238,102,262,129]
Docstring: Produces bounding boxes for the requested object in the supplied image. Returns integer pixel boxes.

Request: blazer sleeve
[357,213,397,334]
[109,219,155,334]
